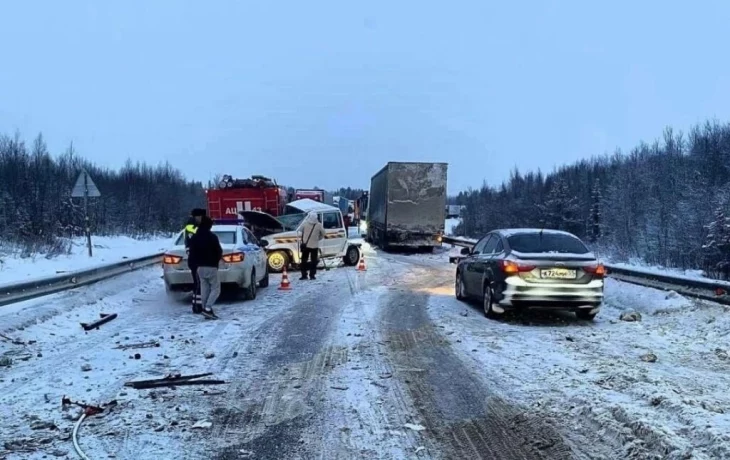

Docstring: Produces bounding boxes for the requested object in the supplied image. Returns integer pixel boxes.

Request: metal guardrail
[441,235,730,305]
[0,253,165,307]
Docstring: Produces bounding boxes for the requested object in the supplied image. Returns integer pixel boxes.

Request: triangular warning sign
[71,170,101,198]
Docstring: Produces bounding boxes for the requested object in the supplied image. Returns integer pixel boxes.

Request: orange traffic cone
[279,267,292,290]
[357,254,367,271]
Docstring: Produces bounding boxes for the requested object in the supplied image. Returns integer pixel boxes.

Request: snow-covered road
[1,245,728,459]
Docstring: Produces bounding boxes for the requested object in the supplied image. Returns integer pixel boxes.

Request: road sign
[71,170,101,198]
[71,170,100,257]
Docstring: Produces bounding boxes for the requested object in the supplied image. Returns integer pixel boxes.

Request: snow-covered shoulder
[0,235,175,285]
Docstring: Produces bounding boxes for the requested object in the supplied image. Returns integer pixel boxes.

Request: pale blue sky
[1,1,729,194]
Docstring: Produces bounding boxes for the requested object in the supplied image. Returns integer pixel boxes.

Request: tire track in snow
[208,267,379,460]
[377,263,574,460]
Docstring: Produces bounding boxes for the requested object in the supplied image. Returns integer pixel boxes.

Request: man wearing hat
[185,208,206,313]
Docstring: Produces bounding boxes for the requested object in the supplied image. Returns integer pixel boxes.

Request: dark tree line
[455,120,730,278]
[0,133,205,256]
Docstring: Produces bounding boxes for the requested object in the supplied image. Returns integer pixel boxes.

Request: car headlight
[359,221,367,231]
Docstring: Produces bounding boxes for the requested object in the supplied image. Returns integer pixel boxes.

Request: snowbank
[0,235,175,285]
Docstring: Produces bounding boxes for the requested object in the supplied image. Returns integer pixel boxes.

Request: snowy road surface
[1,245,729,459]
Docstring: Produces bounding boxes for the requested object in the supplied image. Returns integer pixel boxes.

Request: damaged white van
[241,199,362,273]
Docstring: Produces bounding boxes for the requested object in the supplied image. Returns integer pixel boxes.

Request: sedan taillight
[163,254,182,265]
[584,264,606,277]
[222,252,245,263]
[500,260,535,275]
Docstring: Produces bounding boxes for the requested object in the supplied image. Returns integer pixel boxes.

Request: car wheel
[576,309,597,321]
[483,283,498,319]
[455,271,467,301]
[267,251,289,273]
[243,271,257,300]
[343,246,360,266]
[259,266,269,287]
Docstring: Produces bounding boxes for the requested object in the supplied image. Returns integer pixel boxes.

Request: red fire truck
[206,175,288,219]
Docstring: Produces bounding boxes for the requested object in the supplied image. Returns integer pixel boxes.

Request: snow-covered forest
[456,120,730,277]
[0,133,205,256]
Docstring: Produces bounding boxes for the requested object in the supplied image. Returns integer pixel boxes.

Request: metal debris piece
[80,313,118,331]
[125,372,225,389]
[114,341,160,350]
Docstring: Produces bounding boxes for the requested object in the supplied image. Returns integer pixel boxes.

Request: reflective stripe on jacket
[184,223,198,247]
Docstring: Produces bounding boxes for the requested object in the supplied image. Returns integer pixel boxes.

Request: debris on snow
[29,420,57,431]
[640,353,658,363]
[80,312,117,331]
[125,373,226,389]
[404,423,426,431]
[204,351,215,359]
[114,340,160,350]
[80,364,92,372]
[331,385,349,390]
[620,311,642,322]
[715,348,728,360]
[191,420,212,429]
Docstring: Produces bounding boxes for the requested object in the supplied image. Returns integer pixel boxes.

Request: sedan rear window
[507,233,589,254]
[214,231,236,245]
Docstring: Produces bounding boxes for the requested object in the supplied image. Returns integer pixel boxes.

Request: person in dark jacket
[188,216,223,319]
[185,208,207,313]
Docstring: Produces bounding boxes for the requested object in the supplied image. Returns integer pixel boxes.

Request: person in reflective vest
[185,208,207,249]
[185,208,207,313]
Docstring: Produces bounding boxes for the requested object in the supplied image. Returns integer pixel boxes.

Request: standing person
[184,208,207,314]
[188,216,223,319]
[299,211,326,280]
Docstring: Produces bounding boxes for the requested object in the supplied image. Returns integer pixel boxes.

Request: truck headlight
[359,221,367,232]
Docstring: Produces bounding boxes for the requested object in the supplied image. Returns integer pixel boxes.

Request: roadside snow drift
[0,235,175,285]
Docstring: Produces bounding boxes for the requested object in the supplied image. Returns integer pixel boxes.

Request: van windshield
[277,213,306,231]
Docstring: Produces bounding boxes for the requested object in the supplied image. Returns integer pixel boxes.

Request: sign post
[71,170,101,257]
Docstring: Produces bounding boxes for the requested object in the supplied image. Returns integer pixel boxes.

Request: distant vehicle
[207,175,288,218]
[367,162,448,250]
[355,192,369,235]
[240,198,361,273]
[162,224,270,300]
[445,204,462,218]
[293,189,332,204]
[454,229,605,320]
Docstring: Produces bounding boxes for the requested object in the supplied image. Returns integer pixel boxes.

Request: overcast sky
[2,1,730,194]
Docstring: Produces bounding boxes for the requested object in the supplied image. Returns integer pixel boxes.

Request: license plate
[540,268,577,279]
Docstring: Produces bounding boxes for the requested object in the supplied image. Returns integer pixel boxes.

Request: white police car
[162,223,269,300]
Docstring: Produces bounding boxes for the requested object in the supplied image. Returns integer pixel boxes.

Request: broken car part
[124,372,226,389]
[80,313,117,331]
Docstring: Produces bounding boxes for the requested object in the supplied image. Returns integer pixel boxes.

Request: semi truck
[367,162,448,250]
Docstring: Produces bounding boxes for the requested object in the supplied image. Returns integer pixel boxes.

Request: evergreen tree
[537,178,581,234]
[702,205,730,279]
[588,179,602,243]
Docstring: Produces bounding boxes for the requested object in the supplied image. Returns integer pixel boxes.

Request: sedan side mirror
[260,240,269,248]
[460,247,471,255]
